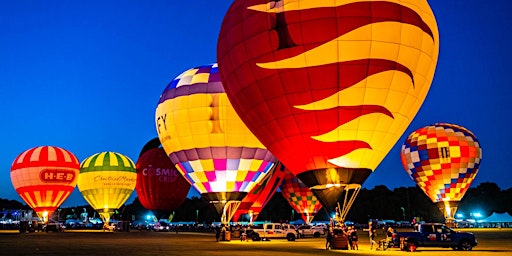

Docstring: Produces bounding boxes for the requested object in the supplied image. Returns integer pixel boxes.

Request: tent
[479,212,512,223]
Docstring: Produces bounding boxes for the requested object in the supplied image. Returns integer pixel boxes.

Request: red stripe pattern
[10,146,80,218]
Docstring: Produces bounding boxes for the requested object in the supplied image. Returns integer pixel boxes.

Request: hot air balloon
[10,146,80,223]
[280,168,322,224]
[217,0,439,219]
[232,163,285,223]
[155,63,277,224]
[136,139,191,219]
[77,152,137,228]
[401,123,482,224]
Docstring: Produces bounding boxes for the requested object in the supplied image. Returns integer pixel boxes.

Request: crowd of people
[324,221,401,251]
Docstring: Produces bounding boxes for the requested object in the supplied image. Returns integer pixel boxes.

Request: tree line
[1,182,510,224]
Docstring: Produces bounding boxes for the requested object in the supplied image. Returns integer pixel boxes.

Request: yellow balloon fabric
[217,0,439,173]
[77,152,137,213]
[155,64,276,196]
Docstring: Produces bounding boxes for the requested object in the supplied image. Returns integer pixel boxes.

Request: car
[154,221,171,232]
[249,223,299,241]
[297,225,325,238]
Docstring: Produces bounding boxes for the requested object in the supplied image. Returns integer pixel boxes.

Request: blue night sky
[1,1,511,208]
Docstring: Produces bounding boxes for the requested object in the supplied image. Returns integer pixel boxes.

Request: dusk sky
[1,1,510,208]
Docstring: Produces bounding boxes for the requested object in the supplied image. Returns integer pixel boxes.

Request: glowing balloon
[217,0,439,214]
[280,168,322,224]
[136,144,191,212]
[155,63,277,222]
[401,123,482,221]
[10,146,80,221]
[232,163,286,222]
[78,152,137,227]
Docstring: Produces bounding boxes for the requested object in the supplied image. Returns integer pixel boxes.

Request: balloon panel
[401,123,482,203]
[136,147,190,211]
[10,146,80,217]
[280,169,322,220]
[233,162,286,221]
[155,63,276,196]
[78,152,137,211]
[217,0,439,175]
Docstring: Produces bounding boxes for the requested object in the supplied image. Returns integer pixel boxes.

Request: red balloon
[10,146,80,219]
[217,0,439,211]
[136,147,190,211]
[232,163,286,222]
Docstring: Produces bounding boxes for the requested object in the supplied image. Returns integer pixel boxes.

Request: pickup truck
[246,223,299,241]
[297,225,326,238]
[396,223,477,251]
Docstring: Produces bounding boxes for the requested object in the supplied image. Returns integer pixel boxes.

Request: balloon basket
[331,231,349,250]
[220,231,231,242]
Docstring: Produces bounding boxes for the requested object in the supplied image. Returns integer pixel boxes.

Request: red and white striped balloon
[10,146,80,220]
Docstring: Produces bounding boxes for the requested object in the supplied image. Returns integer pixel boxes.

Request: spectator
[369,222,377,249]
[347,226,353,249]
[325,227,333,250]
[386,227,395,248]
[215,226,221,242]
[350,226,359,250]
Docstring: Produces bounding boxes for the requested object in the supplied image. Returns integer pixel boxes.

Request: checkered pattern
[158,63,223,103]
[171,63,220,88]
[156,63,278,196]
[401,123,482,203]
[280,169,322,221]
[176,156,275,194]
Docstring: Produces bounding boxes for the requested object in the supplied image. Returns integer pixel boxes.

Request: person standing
[325,227,333,250]
[350,226,359,250]
[215,225,221,242]
[347,226,354,250]
[368,222,377,250]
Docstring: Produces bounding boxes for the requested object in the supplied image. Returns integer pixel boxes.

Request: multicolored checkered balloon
[280,168,322,223]
[155,63,277,204]
[401,123,482,203]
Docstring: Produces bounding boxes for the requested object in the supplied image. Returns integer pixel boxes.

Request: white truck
[297,224,326,238]
[247,223,299,241]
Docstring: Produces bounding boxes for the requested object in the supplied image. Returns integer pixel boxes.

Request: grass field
[0,228,511,256]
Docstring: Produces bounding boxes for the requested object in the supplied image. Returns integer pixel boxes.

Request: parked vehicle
[297,225,325,238]
[248,223,299,241]
[396,223,477,251]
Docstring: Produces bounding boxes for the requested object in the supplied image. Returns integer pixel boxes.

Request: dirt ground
[0,228,510,256]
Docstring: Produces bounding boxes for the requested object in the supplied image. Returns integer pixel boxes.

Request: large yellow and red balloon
[10,146,80,221]
[136,144,190,212]
[401,123,482,219]
[78,152,137,226]
[217,0,439,211]
[280,168,322,224]
[155,63,277,215]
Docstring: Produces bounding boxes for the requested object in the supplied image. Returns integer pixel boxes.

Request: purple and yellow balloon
[155,63,277,222]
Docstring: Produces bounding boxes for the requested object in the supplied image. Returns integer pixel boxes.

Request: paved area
[0,228,510,256]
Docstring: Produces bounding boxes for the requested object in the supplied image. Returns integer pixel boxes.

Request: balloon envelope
[401,123,482,204]
[232,163,286,222]
[136,147,190,211]
[78,152,137,222]
[280,168,322,223]
[155,63,277,214]
[10,146,80,219]
[217,0,439,210]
